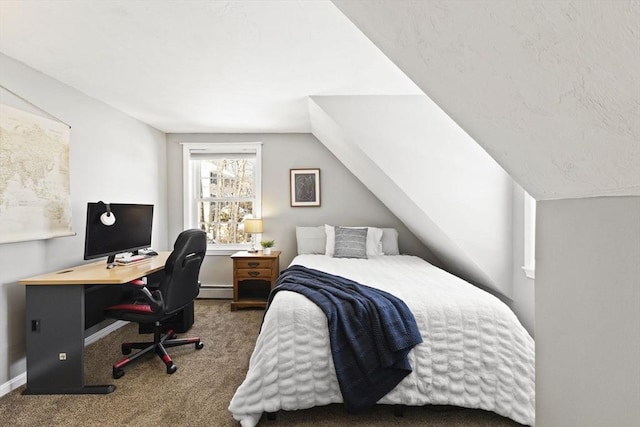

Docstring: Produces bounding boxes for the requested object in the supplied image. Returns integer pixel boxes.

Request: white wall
[0,53,168,392]
[310,95,515,298]
[166,133,439,290]
[332,3,639,424]
[536,196,640,426]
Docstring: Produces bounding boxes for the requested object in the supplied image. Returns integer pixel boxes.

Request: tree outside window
[183,142,262,251]
[197,158,256,245]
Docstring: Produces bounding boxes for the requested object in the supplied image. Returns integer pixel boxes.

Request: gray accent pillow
[333,227,368,259]
[296,226,326,254]
[380,228,400,255]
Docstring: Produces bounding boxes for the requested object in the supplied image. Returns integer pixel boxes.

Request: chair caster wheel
[195,341,204,350]
[113,368,125,379]
[121,344,132,355]
[166,363,177,374]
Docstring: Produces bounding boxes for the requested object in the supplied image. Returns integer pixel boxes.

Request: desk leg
[23,285,115,395]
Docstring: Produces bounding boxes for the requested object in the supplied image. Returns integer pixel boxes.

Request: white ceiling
[335,0,640,200]
[0,0,422,133]
[2,0,637,201]
[5,0,635,296]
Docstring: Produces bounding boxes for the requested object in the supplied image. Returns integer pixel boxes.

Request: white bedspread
[229,255,535,426]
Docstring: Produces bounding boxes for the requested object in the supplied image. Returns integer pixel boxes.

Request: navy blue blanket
[265,265,423,413]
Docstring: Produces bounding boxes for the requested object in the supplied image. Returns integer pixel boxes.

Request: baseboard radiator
[198,284,233,299]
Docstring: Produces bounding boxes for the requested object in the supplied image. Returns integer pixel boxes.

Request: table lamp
[244,218,263,253]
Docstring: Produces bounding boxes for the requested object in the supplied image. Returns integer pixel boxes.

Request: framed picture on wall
[290,168,321,207]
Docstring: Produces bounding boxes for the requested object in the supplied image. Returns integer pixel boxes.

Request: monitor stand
[106,255,117,269]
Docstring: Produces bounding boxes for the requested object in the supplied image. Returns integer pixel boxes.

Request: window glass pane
[197,201,254,244]
[213,222,243,245]
[199,176,217,199]
[198,159,255,198]
[185,143,261,250]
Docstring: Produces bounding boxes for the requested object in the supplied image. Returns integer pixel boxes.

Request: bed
[229,226,535,426]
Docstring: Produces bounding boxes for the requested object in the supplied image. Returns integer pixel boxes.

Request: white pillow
[380,228,400,255]
[296,226,326,254]
[325,224,384,256]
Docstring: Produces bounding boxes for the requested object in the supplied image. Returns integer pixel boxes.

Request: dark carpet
[0,299,521,426]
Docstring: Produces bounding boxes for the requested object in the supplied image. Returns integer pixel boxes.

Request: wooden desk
[19,252,170,395]
[20,252,169,285]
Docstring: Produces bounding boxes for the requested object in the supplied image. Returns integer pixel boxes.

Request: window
[183,142,262,252]
[522,191,536,279]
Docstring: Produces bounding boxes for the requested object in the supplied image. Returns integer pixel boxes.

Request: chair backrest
[158,229,207,315]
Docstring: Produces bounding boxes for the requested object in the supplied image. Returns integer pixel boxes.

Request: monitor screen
[84,202,154,263]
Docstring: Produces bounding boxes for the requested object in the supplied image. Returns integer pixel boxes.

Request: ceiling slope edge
[332,0,640,201]
[309,95,514,298]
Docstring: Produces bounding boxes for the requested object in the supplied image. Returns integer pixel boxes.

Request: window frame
[522,191,536,279]
[182,142,262,254]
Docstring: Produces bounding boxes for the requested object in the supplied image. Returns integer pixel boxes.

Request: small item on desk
[106,263,117,269]
[115,255,149,265]
[139,248,158,256]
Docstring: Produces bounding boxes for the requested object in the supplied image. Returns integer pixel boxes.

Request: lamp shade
[244,218,263,234]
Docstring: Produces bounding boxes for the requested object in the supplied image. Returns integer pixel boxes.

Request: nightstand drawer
[236,259,272,269]
[230,251,280,311]
[236,268,272,280]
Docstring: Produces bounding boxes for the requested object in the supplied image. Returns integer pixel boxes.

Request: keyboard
[115,254,151,265]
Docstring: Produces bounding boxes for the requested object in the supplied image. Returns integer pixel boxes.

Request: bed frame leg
[266,412,277,421]
[393,405,405,417]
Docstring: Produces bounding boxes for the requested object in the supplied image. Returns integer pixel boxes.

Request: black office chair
[104,229,207,379]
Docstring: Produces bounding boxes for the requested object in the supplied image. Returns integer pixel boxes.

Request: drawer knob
[248,271,259,277]
[248,262,259,268]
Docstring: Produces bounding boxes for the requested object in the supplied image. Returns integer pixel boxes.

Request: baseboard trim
[0,320,129,399]
[85,320,128,346]
[198,285,232,299]
[1,293,228,399]
[0,372,26,397]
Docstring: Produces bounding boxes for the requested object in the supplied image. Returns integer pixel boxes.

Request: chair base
[112,324,204,379]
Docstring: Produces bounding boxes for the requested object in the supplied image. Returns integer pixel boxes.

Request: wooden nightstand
[230,251,280,311]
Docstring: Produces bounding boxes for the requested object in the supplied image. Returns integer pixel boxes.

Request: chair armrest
[125,279,164,311]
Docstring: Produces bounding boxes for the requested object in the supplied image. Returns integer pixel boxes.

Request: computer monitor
[84,202,154,264]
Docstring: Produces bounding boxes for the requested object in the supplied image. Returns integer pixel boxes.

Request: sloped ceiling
[0,0,421,132]
[333,0,640,201]
[2,0,636,296]
[309,95,515,296]
[2,1,636,199]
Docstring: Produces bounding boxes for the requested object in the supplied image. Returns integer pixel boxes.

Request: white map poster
[0,103,74,243]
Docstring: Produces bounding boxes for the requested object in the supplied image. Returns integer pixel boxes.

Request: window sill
[206,246,251,256]
[521,266,535,280]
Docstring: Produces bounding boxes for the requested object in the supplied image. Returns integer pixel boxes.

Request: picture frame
[290,168,321,207]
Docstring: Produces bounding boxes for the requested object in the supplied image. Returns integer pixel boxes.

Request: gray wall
[536,196,640,426]
[0,52,536,394]
[0,54,168,389]
[166,133,440,288]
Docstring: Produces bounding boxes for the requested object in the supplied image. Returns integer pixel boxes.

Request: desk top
[19,252,171,285]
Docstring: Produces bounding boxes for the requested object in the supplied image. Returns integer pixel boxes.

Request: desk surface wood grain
[19,252,170,285]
